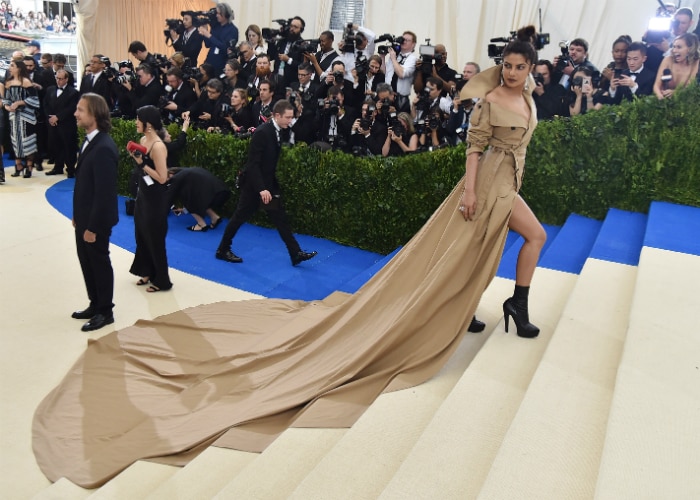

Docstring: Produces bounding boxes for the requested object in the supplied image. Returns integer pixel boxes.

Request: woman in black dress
[128,106,173,292]
[167,167,231,231]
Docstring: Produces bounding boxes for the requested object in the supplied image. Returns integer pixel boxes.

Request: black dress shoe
[72,307,96,320]
[467,316,486,333]
[81,314,114,332]
[291,250,317,266]
[66,172,75,178]
[215,249,243,263]
[45,169,63,176]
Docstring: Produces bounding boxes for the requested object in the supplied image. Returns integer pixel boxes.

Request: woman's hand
[459,188,477,221]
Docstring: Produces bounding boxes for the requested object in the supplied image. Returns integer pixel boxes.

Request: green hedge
[113,84,700,254]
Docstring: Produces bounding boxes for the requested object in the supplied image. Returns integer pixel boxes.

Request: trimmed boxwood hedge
[112,84,700,254]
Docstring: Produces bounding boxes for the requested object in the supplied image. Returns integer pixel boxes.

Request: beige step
[477,259,637,499]
[285,307,498,500]
[379,269,577,499]
[31,477,93,500]
[212,429,346,499]
[594,248,700,499]
[85,461,176,500]
[147,447,256,500]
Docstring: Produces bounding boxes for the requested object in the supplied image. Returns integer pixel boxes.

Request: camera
[262,19,291,41]
[415,87,432,113]
[388,112,405,136]
[555,41,572,72]
[164,18,184,43]
[153,53,170,69]
[190,8,217,28]
[428,113,441,130]
[293,38,320,53]
[354,53,369,79]
[325,98,340,115]
[118,59,134,71]
[571,76,583,88]
[341,22,362,53]
[419,40,435,76]
[157,95,170,109]
[219,103,232,117]
[286,88,299,108]
[488,29,550,64]
[183,67,203,83]
[117,70,137,85]
[332,70,345,85]
[375,33,404,55]
[533,72,545,87]
[247,82,259,99]
[227,40,240,59]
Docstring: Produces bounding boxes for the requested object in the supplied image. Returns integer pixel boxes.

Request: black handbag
[125,198,135,216]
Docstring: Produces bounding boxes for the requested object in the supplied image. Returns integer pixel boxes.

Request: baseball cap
[26,40,41,48]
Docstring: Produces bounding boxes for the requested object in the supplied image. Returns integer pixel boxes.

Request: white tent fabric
[73,0,699,81]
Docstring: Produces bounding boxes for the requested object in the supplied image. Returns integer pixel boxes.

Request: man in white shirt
[384,30,418,113]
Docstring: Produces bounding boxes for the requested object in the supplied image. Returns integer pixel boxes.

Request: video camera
[153,53,170,69]
[375,33,404,55]
[164,18,184,44]
[554,41,572,72]
[418,40,438,76]
[293,38,320,53]
[341,23,363,53]
[488,29,550,64]
[191,8,217,28]
[262,19,291,41]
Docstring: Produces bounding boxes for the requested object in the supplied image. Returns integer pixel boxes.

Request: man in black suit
[44,70,80,177]
[120,64,164,118]
[162,67,197,123]
[79,54,114,109]
[171,11,205,65]
[267,16,306,87]
[216,99,317,266]
[52,53,75,88]
[250,79,276,126]
[609,42,656,103]
[72,93,119,332]
[290,62,320,144]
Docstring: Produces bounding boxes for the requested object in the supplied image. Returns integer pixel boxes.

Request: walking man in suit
[44,69,80,177]
[216,99,317,266]
[71,93,119,332]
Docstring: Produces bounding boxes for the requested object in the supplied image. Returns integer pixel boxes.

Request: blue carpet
[644,201,700,257]
[538,214,602,275]
[45,179,386,301]
[589,208,647,266]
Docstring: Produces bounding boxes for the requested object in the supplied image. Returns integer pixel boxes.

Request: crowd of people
[0,2,76,33]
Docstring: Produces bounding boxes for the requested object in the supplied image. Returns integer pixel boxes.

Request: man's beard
[256,67,271,78]
[287,32,301,42]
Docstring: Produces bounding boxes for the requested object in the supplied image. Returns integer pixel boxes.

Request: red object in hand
[126,141,147,155]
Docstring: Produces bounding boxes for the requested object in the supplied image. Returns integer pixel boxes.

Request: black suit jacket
[79,72,114,108]
[613,67,656,103]
[268,38,304,87]
[168,82,197,118]
[243,121,283,194]
[73,132,119,234]
[172,28,204,65]
[43,85,80,147]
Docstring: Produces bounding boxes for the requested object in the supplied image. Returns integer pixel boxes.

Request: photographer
[608,42,655,103]
[600,35,631,92]
[222,59,246,97]
[162,67,197,123]
[413,43,457,94]
[316,60,358,108]
[355,82,395,155]
[382,111,418,156]
[221,88,254,134]
[182,78,226,130]
[188,63,215,99]
[337,24,377,80]
[411,76,449,147]
[128,40,158,73]
[121,64,165,118]
[237,41,258,82]
[568,67,605,116]
[200,3,239,75]
[251,79,276,126]
[290,62,320,144]
[316,85,356,152]
[383,30,418,113]
[172,11,204,64]
[79,54,113,109]
[246,54,284,103]
[532,59,568,119]
[354,54,385,100]
[267,16,306,87]
[305,31,340,83]
[553,38,599,89]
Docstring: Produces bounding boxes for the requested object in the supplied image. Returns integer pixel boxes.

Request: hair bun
[516,25,537,42]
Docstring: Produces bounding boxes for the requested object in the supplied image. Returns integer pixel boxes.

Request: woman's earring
[500,72,505,86]
[524,79,529,91]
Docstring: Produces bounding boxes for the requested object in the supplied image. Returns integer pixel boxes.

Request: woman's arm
[653,56,673,99]
[460,152,481,220]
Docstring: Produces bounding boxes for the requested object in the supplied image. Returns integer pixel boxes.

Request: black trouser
[218,187,300,256]
[75,228,114,315]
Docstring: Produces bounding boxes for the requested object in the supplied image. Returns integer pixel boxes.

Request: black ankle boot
[503,285,540,338]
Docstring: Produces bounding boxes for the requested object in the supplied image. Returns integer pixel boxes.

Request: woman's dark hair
[136,105,163,131]
[199,63,215,80]
[502,25,538,64]
[11,59,29,80]
[80,93,112,133]
[612,35,632,48]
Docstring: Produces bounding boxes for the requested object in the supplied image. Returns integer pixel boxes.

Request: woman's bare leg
[508,195,546,286]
